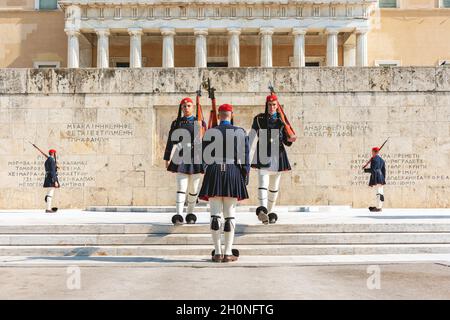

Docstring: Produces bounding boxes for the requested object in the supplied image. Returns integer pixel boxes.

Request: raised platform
[1,208,450,265]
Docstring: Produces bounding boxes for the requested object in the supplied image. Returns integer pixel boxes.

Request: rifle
[28,141,48,159]
[204,78,218,129]
[195,84,206,137]
[28,141,60,171]
[268,82,297,142]
[362,138,389,169]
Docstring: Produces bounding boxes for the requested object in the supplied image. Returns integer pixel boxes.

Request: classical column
[292,28,307,67]
[161,27,175,68]
[260,27,274,67]
[194,28,208,68]
[65,29,80,68]
[128,28,143,68]
[227,28,241,68]
[344,43,356,67]
[356,28,369,67]
[325,28,339,67]
[95,28,110,68]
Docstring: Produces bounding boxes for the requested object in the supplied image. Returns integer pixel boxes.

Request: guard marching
[199,104,250,263]
[164,97,206,225]
[43,149,60,213]
[364,147,387,212]
[250,94,296,224]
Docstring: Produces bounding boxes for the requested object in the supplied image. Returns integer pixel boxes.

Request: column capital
[128,27,143,36]
[355,27,370,34]
[95,28,110,37]
[194,28,208,36]
[227,27,242,35]
[325,28,340,35]
[161,27,176,36]
[259,27,274,36]
[292,27,307,36]
[64,28,80,37]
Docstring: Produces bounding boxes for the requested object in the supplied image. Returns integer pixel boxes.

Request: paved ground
[1,208,449,299]
[0,264,449,299]
[1,208,450,225]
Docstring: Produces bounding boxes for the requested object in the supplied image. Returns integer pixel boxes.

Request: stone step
[85,205,352,213]
[2,233,450,246]
[1,223,450,234]
[0,244,450,256]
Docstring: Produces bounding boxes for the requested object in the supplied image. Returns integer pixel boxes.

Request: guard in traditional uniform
[199,104,250,263]
[250,94,295,224]
[164,97,206,225]
[43,149,59,213]
[364,147,386,212]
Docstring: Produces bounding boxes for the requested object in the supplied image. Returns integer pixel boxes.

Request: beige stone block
[120,138,149,155]
[107,155,134,171]
[291,170,316,186]
[368,67,393,91]
[316,170,350,186]
[0,188,37,209]
[340,106,388,122]
[391,67,436,92]
[120,171,145,187]
[315,137,341,154]
[400,93,436,107]
[247,68,275,92]
[383,137,413,154]
[73,108,98,123]
[289,136,315,154]
[84,187,108,206]
[0,124,12,139]
[0,108,10,124]
[300,68,321,92]
[436,67,450,92]
[339,137,365,154]
[327,186,353,205]
[132,187,157,206]
[294,154,327,170]
[273,68,299,93]
[96,108,122,123]
[0,171,18,188]
[121,107,150,124]
[0,69,27,94]
[344,67,370,92]
[426,186,450,208]
[132,94,154,108]
[118,68,154,93]
[174,68,201,93]
[48,108,73,123]
[388,106,436,122]
[107,187,133,205]
[326,153,353,170]
[303,106,340,122]
[56,187,84,208]
[320,68,345,92]
[95,171,121,188]
[0,139,23,155]
[12,123,37,139]
[436,106,450,122]
[153,69,175,93]
[74,69,121,94]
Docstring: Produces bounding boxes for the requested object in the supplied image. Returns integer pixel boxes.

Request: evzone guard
[44,149,60,213]
[250,92,296,224]
[364,146,387,212]
[164,95,206,225]
[29,142,60,213]
[199,103,250,263]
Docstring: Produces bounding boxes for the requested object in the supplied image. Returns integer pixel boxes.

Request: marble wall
[0,67,449,208]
